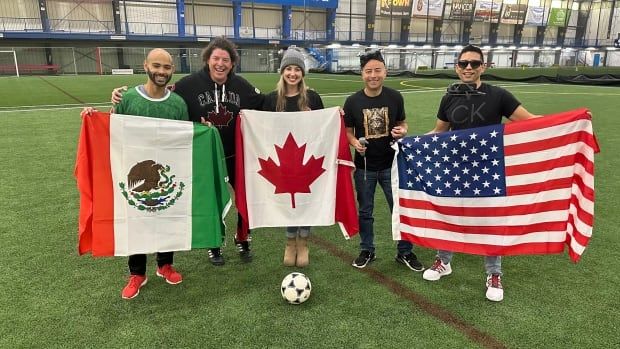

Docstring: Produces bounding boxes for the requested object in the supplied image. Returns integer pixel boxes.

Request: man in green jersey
[115,48,189,299]
[82,49,189,299]
[113,49,188,121]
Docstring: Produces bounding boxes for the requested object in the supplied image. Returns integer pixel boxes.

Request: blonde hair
[275,74,309,112]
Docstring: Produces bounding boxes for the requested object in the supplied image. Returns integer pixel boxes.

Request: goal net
[0,50,19,77]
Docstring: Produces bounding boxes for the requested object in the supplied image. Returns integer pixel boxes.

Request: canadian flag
[235,107,358,238]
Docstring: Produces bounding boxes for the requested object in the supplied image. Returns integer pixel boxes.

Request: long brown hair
[275,73,309,112]
[201,36,239,69]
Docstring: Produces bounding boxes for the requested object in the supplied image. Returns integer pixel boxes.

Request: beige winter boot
[296,236,309,267]
[283,237,297,266]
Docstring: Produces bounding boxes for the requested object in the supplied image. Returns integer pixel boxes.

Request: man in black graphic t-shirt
[343,50,424,272]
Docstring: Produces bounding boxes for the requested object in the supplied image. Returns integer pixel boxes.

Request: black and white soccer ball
[280,272,311,304]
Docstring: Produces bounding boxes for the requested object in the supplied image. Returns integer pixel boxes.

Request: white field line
[0,102,111,114]
[320,82,551,98]
[0,102,110,109]
[2,82,617,112]
[0,82,555,109]
[508,90,620,95]
[307,76,433,83]
[320,88,438,98]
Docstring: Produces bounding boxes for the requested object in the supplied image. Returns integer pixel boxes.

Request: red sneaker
[121,275,147,299]
[156,264,183,285]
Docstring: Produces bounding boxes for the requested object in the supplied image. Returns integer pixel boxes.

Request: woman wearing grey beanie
[262,47,325,267]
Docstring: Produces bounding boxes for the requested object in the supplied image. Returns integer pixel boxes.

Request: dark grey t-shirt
[437,83,521,130]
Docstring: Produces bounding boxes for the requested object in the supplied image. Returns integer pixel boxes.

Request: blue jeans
[437,250,502,275]
[285,226,310,238]
[354,168,413,255]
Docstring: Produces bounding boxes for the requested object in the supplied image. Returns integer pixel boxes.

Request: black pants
[128,252,173,275]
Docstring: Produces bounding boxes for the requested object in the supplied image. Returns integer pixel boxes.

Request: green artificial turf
[1,73,618,348]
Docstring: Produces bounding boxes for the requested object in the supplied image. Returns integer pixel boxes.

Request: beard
[146,68,172,87]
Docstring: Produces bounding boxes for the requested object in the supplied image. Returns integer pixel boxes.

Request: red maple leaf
[207,105,234,127]
[258,133,326,208]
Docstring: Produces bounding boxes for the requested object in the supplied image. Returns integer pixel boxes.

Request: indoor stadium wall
[1,0,620,78]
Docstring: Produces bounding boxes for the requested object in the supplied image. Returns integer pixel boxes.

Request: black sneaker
[208,248,225,266]
[352,250,376,269]
[235,239,252,263]
[395,252,424,272]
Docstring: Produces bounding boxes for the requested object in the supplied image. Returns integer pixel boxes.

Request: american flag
[392,108,599,262]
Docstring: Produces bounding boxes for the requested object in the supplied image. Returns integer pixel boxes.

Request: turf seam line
[37,76,86,104]
[310,235,508,349]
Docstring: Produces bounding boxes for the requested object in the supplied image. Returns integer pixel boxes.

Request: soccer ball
[280,272,312,304]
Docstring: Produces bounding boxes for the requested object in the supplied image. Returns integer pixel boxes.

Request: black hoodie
[172,68,264,161]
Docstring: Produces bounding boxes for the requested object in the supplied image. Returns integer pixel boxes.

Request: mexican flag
[235,107,359,239]
[75,112,231,256]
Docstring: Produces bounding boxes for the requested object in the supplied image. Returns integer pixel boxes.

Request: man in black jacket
[172,37,264,265]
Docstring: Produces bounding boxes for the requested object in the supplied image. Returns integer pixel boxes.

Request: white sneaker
[485,274,504,302]
[422,258,452,281]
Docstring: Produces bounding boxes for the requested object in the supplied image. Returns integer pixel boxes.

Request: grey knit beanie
[280,48,306,75]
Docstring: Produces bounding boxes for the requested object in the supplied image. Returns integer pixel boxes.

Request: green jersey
[115,85,189,121]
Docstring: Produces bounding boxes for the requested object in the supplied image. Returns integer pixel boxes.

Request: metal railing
[441,34,461,43]
[1,45,618,77]
[407,33,429,42]
[238,27,281,39]
[1,18,618,49]
[190,25,233,38]
[0,17,42,31]
[520,37,537,45]
[126,22,178,36]
[292,30,327,41]
[48,19,115,34]
[335,30,364,41]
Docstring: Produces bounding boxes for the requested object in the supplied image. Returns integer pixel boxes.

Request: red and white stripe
[393,108,599,262]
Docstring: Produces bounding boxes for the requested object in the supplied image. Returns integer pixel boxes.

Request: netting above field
[0,50,18,76]
[0,47,78,76]
[1,45,620,85]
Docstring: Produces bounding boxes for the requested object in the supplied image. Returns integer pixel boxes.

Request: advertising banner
[448,0,475,20]
[473,1,502,23]
[547,8,569,26]
[524,5,546,26]
[380,0,413,17]
[500,3,527,24]
[411,0,446,19]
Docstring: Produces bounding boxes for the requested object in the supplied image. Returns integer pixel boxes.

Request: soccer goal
[0,50,19,77]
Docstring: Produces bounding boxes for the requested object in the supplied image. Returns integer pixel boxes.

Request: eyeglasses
[457,60,483,69]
